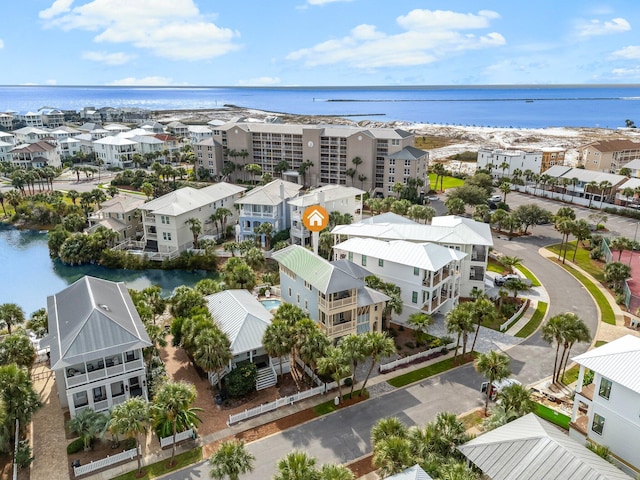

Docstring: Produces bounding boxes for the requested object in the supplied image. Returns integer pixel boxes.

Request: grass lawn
[595,340,608,347]
[517,264,542,287]
[515,301,548,338]
[111,447,203,480]
[487,257,506,274]
[428,173,464,191]
[313,390,369,416]
[387,354,475,388]
[535,403,571,430]
[561,365,580,385]
[562,265,616,325]
[546,242,605,282]
[459,410,484,430]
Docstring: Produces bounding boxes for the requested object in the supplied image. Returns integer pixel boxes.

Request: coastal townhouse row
[477,146,566,178]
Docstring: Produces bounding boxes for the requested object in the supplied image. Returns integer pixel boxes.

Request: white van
[481,378,522,400]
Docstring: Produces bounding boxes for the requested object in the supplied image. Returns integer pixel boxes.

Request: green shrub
[404,342,415,349]
[590,248,604,260]
[15,440,34,470]
[67,438,85,455]
[343,377,353,387]
[225,363,257,398]
[615,293,625,304]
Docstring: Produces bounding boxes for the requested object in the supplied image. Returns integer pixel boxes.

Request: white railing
[159,429,195,449]
[379,343,456,373]
[500,299,530,332]
[73,446,140,476]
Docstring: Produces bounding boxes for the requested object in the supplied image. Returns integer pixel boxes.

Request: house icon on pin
[303,205,329,232]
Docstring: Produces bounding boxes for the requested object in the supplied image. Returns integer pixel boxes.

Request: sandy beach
[152,106,640,172]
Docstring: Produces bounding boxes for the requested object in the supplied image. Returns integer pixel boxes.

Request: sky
[2,0,640,86]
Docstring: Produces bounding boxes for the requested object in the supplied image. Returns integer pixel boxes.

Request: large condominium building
[579,139,640,173]
[207,122,428,196]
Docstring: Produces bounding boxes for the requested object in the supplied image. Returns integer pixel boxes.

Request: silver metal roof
[386,465,433,480]
[572,335,640,394]
[458,414,632,480]
[235,180,301,206]
[545,165,627,185]
[45,276,151,370]
[334,238,467,271]
[139,183,246,216]
[205,290,272,356]
[288,185,365,207]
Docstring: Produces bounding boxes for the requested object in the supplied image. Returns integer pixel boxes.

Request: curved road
[162,221,599,479]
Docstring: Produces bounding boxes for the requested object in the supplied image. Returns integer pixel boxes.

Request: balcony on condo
[423,268,451,287]
[320,310,356,337]
[241,205,277,218]
[318,289,357,310]
[64,350,144,389]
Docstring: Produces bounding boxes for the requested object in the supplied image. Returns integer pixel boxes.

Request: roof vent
[98,304,110,311]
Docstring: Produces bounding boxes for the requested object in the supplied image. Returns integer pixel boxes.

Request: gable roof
[272,245,364,294]
[332,215,493,247]
[388,146,428,160]
[288,184,365,208]
[584,139,640,153]
[140,183,246,216]
[572,334,640,394]
[45,276,151,370]
[334,238,467,271]
[96,194,145,214]
[386,465,433,480]
[458,413,632,480]
[544,165,627,185]
[205,290,272,356]
[235,180,302,206]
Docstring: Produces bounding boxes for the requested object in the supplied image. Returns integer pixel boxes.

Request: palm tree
[208,440,255,480]
[298,327,330,376]
[407,312,433,346]
[469,296,497,353]
[337,335,366,398]
[586,180,598,207]
[185,217,203,249]
[500,255,522,273]
[193,328,232,391]
[503,278,530,298]
[153,381,199,466]
[474,350,511,414]
[67,408,110,451]
[254,221,274,249]
[274,451,320,480]
[317,346,350,403]
[0,333,37,371]
[554,217,575,263]
[0,303,25,334]
[319,464,355,480]
[599,180,612,208]
[214,207,233,237]
[609,236,631,262]
[497,383,536,418]
[262,320,293,380]
[372,435,413,478]
[572,219,592,262]
[110,398,151,475]
[604,261,631,291]
[445,303,475,360]
[499,180,511,202]
[359,331,396,396]
[541,314,569,382]
[298,160,314,186]
[557,314,591,382]
[371,417,408,448]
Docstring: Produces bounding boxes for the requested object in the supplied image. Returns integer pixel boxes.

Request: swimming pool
[260,299,282,311]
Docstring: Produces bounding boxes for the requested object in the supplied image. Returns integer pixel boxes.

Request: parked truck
[481,378,522,401]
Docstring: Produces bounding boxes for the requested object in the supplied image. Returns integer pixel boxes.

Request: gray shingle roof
[45,276,151,370]
[458,414,632,480]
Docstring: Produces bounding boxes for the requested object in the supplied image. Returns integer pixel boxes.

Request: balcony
[569,414,589,435]
[321,319,356,337]
[579,383,595,401]
[65,356,144,389]
[318,295,356,310]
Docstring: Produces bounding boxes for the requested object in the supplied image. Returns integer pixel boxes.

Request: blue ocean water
[1,84,639,129]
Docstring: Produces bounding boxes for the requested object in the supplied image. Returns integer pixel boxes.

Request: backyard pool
[260,299,282,311]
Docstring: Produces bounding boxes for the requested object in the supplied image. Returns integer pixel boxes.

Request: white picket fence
[159,428,195,449]
[227,381,337,426]
[73,445,141,476]
[379,343,456,373]
[500,299,530,332]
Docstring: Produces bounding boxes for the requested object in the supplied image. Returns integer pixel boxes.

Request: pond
[0,224,214,315]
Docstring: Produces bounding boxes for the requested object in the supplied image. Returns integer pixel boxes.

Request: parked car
[481,377,522,400]
[489,194,503,202]
[494,274,532,287]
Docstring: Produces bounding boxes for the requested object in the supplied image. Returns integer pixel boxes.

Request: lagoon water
[0,225,211,315]
[1,84,640,129]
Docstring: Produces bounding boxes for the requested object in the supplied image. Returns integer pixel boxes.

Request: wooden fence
[73,446,140,476]
[378,343,456,373]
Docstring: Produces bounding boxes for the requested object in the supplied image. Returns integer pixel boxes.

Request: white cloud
[236,76,281,86]
[575,17,631,38]
[287,9,504,68]
[82,51,137,65]
[46,79,58,85]
[39,0,74,19]
[612,45,640,59]
[106,76,176,86]
[39,0,241,61]
[612,67,640,78]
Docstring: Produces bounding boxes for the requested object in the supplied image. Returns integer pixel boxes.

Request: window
[412,291,418,304]
[162,232,172,241]
[598,377,612,399]
[288,287,292,297]
[93,386,106,402]
[160,215,170,224]
[404,168,411,175]
[404,159,411,166]
[348,252,353,261]
[389,167,395,174]
[389,159,395,165]
[413,267,419,276]
[592,413,605,435]
[361,255,367,266]
[392,139,400,146]
[378,258,384,267]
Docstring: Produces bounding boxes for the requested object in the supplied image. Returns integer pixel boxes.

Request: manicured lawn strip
[561,265,616,325]
[428,174,464,191]
[517,264,541,287]
[515,301,547,338]
[313,390,369,416]
[561,365,580,385]
[535,403,571,430]
[595,340,608,347]
[487,258,505,273]
[111,447,203,480]
[387,355,474,388]
[546,242,605,282]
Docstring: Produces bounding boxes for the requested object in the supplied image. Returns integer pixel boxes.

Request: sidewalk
[84,347,464,480]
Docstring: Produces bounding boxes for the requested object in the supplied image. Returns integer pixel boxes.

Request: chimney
[280,182,285,201]
[318,190,325,206]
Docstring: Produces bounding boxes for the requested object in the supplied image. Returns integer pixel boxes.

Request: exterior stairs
[256,366,277,391]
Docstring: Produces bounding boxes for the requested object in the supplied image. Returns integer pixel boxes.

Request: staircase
[256,366,277,391]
